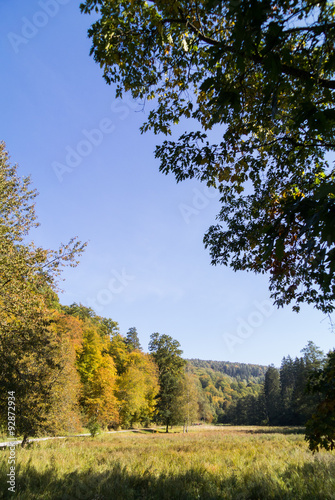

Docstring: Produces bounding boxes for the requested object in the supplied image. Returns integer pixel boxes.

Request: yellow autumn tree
[116,351,159,428]
[76,321,119,429]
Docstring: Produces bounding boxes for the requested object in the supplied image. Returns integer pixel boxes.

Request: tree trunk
[21,435,29,448]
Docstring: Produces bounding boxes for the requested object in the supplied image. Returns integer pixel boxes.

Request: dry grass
[0,426,334,499]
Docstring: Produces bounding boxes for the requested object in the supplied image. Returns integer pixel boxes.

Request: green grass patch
[0,426,334,499]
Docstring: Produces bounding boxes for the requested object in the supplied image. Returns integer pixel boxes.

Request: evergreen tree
[293,342,325,423]
[264,366,281,425]
[125,327,142,352]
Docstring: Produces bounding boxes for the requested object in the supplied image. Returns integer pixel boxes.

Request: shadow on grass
[1,457,334,500]
[128,429,161,435]
[244,427,306,435]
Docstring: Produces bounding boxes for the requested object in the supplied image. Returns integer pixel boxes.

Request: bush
[87,418,101,437]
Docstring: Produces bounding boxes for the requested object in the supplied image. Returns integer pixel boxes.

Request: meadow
[1,426,335,500]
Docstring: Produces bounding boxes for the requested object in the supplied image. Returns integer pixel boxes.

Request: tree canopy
[305,349,335,451]
[81,0,335,313]
[149,332,187,431]
[0,142,86,327]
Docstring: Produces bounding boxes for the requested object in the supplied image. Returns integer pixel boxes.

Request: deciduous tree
[305,350,335,451]
[0,309,82,445]
[76,321,119,428]
[0,143,85,443]
[116,351,159,427]
[81,0,335,313]
[175,372,200,432]
[149,332,186,432]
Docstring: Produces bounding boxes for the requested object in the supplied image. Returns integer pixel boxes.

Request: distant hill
[187,359,267,383]
[185,359,268,423]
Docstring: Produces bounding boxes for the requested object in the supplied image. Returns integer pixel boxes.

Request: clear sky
[1,0,334,367]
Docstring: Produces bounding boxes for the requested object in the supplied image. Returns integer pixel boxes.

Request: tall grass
[0,426,334,499]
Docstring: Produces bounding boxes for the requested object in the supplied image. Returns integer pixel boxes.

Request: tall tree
[148,333,186,432]
[0,309,82,445]
[0,143,85,443]
[109,333,130,375]
[291,343,325,423]
[175,372,200,432]
[305,350,335,451]
[0,143,85,326]
[76,321,119,429]
[101,317,120,339]
[280,355,296,424]
[125,326,142,351]
[116,351,159,428]
[81,0,335,313]
[264,366,281,425]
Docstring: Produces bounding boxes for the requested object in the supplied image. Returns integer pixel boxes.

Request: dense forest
[187,344,333,430]
[220,342,329,426]
[189,359,267,382]
[186,359,266,424]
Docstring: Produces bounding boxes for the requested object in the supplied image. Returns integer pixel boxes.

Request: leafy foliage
[1,142,333,449]
[0,310,82,441]
[81,0,335,312]
[305,350,335,451]
[0,143,85,442]
[149,333,187,431]
[188,359,265,423]
[76,321,119,428]
[174,372,200,431]
[116,351,159,428]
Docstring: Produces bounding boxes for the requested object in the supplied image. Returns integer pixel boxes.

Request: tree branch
[162,14,335,90]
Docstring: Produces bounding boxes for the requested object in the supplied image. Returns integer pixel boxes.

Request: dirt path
[0,428,164,448]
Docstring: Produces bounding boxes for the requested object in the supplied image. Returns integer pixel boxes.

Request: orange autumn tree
[48,311,86,433]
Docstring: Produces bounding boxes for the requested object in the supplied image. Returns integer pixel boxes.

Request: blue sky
[1,0,334,367]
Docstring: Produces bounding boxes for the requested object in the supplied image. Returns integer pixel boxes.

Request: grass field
[1,426,335,499]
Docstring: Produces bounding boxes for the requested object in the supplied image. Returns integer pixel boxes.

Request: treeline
[188,359,266,383]
[1,298,205,441]
[223,342,334,433]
